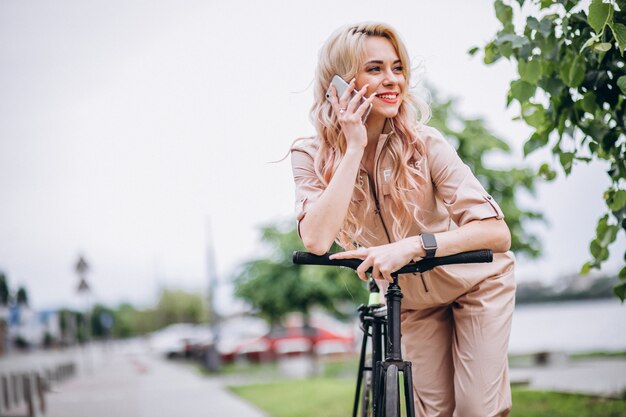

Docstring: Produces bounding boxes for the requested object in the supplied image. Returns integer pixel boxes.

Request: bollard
[36,373,46,414]
[22,373,34,417]
[1,374,9,413]
[12,373,20,407]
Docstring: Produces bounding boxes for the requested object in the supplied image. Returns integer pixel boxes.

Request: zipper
[369,134,392,244]
[419,273,429,293]
[369,178,392,244]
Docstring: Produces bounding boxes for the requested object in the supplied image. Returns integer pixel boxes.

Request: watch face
[422,233,437,250]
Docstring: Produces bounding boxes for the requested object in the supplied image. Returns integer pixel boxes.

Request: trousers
[400,270,516,417]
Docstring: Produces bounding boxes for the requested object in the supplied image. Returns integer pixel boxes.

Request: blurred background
[1,1,625,416]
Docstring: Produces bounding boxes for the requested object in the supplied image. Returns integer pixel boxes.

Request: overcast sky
[1,0,623,311]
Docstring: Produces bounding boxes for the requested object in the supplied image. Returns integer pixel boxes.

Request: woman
[291,22,516,417]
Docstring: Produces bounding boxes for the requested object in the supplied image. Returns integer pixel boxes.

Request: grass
[570,350,626,360]
[229,378,626,417]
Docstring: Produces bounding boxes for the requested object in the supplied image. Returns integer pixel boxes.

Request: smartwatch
[420,233,437,259]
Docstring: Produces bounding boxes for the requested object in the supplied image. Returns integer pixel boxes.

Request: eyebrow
[364,59,403,65]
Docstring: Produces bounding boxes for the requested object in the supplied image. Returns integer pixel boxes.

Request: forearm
[299,147,364,254]
[405,218,511,259]
[434,218,511,257]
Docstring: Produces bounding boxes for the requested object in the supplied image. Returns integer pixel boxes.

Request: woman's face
[355,36,406,122]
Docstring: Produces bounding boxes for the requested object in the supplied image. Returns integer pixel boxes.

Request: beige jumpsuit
[291,125,516,417]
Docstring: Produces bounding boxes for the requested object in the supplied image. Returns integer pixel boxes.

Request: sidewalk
[510,358,626,398]
[46,345,267,417]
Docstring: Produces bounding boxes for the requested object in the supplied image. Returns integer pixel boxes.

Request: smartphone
[325,75,372,122]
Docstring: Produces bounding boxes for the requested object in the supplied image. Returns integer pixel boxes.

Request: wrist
[407,236,425,259]
[345,144,365,157]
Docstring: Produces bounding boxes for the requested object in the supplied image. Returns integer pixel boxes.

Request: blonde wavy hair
[309,22,431,250]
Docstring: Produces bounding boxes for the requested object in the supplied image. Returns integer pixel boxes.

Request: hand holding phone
[325,75,373,123]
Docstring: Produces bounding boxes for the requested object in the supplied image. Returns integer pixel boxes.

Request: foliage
[429,93,544,258]
[154,289,207,326]
[90,304,115,338]
[16,286,28,306]
[0,272,9,306]
[473,0,626,300]
[234,223,368,326]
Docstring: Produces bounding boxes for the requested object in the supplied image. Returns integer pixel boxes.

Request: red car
[221,324,354,363]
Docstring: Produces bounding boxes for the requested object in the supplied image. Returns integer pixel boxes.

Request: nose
[382,68,399,86]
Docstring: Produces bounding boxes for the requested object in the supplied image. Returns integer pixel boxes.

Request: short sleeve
[290,145,325,237]
[424,127,504,226]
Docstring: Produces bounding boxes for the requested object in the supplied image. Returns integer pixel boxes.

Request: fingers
[355,91,377,118]
[346,84,369,113]
[329,248,367,260]
[355,257,372,282]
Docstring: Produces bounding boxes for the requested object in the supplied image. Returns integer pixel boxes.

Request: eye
[367,66,381,72]
[394,65,404,72]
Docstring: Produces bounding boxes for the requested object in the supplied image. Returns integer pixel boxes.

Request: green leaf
[618,76,626,94]
[596,214,609,238]
[593,42,612,52]
[580,92,597,114]
[538,17,553,37]
[580,261,592,275]
[590,239,602,258]
[568,54,586,88]
[527,16,540,31]
[484,42,501,64]
[510,80,537,103]
[519,60,542,83]
[613,280,626,302]
[538,162,557,180]
[522,103,548,129]
[559,152,575,175]
[609,189,626,210]
[610,23,626,54]
[617,0,626,10]
[524,133,548,156]
[468,46,479,56]
[498,42,514,58]
[588,0,612,34]
[495,0,514,26]
[496,34,529,48]
[620,265,626,280]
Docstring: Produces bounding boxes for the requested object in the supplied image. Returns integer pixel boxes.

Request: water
[509,298,626,354]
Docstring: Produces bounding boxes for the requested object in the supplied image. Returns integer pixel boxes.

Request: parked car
[222,324,354,363]
[148,323,213,359]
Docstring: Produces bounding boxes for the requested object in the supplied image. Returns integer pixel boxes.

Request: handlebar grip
[292,251,363,270]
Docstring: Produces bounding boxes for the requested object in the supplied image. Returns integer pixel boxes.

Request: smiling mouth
[377,93,399,104]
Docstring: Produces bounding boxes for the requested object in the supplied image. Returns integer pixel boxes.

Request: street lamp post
[205,218,221,372]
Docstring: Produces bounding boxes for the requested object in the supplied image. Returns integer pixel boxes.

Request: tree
[16,287,28,306]
[473,0,626,299]
[429,92,543,258]
[234,223,368,327]
[0,273,8,306]
[154,289,207,326]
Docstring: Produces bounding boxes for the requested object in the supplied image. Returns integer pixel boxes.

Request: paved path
[510,358,626,398]
[45,346,267,417]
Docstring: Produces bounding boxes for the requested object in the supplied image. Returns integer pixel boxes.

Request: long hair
[309,22,431,249]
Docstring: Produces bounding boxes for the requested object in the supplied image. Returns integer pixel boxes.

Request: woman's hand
[328,79,376,152]
[329,237,424,282]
